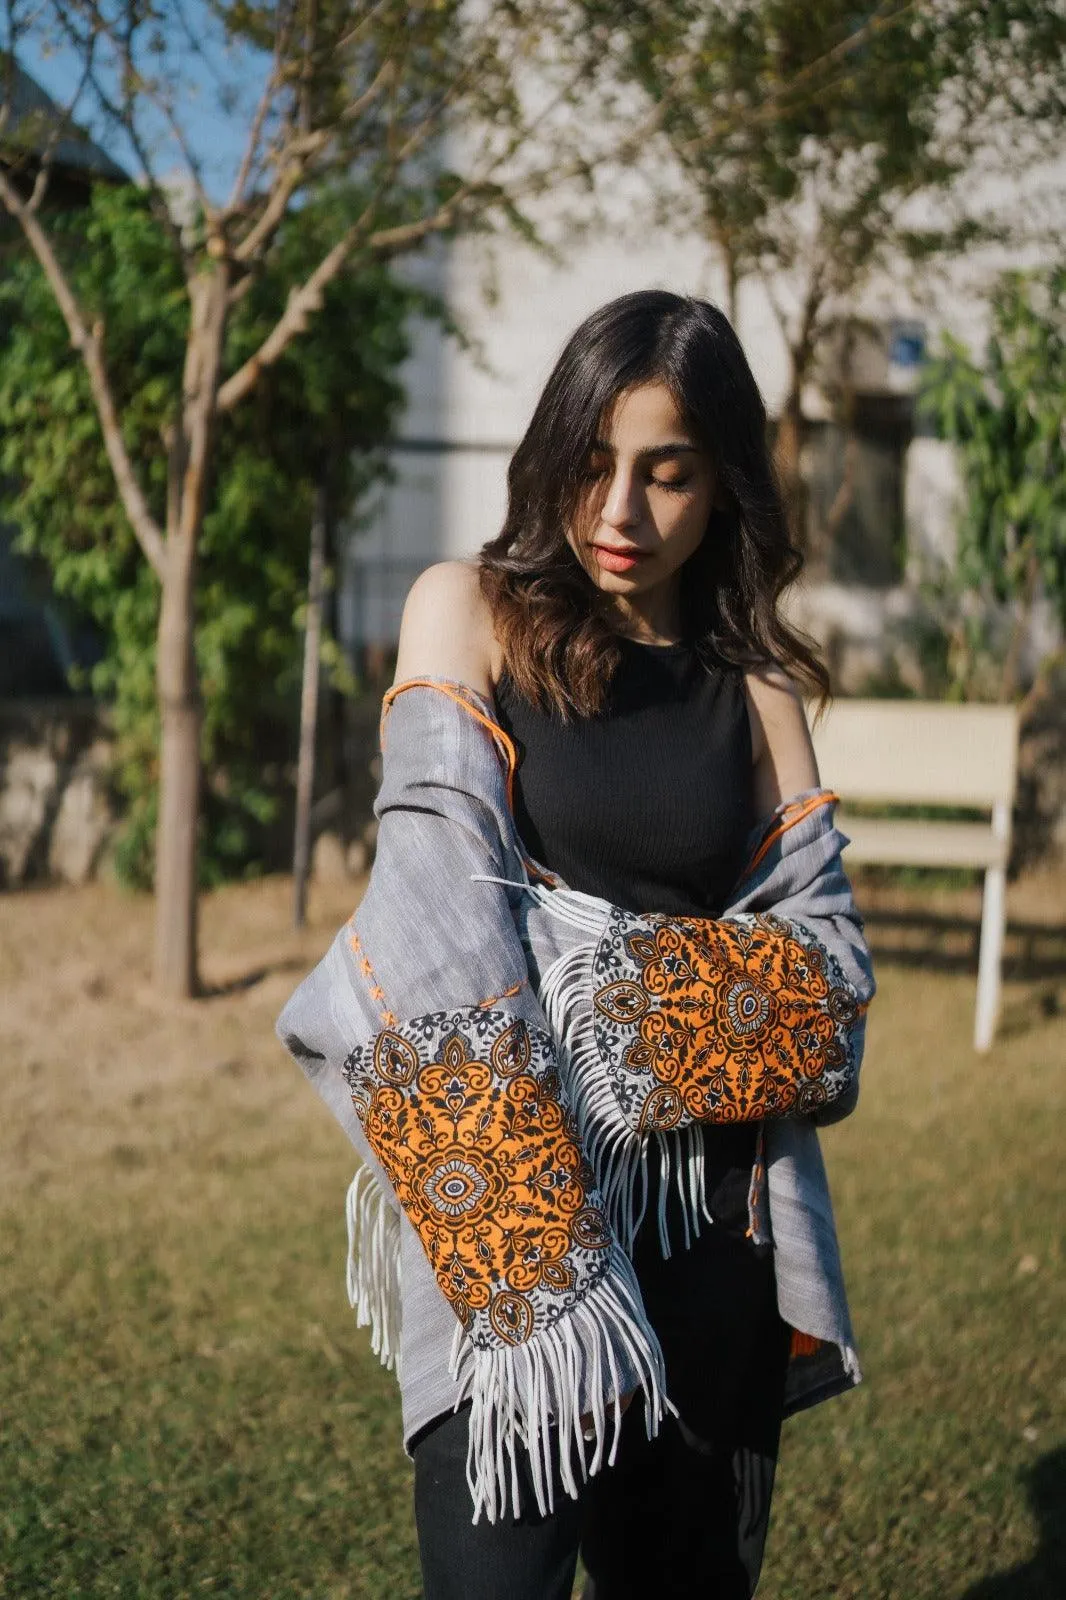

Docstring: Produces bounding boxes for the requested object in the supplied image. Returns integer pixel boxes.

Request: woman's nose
[601,469,640,529]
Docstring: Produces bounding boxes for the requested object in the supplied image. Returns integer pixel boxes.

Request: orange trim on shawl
[381,677,519,812]
[743,789,839,877]
[380,677,557,886]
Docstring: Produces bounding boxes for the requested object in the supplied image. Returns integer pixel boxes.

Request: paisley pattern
[342,1005,611,1350]
[591,909,859,1133]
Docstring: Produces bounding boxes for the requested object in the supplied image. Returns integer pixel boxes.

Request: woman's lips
[592,544,650,574]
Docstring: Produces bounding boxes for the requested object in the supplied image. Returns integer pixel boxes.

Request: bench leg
[974,864,1006,1051]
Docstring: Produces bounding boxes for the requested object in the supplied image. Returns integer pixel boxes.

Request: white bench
[809,699,1020,1051]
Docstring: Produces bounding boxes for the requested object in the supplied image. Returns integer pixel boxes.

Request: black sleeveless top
[493,635,753,916]
[493,635,758,1235]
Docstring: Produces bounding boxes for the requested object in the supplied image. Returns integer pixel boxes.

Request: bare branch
[764,0,918,117]
[217,180,480,415]
[227,9,294,213]
[217,6,647,420]
[64,16,197,275]
[43,0,207,269]
[383,34,498,168]
[151,85,218,227]
[336,0,392,56]
[107,3,218,228]
[364,204,471,256]
[231,128,329,262]
[758,269,798,358]
[216,217,366,413]
[0,165,167,577]
[340,54,396,126]
[227,71,277,213]
[224,12,401,266]
[226,269,257,309]
[25,30,97,214]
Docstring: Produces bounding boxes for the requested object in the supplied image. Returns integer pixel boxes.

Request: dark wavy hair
[478,289,828,718]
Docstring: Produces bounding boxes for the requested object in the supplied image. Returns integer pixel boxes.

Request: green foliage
[590,5,986,290]
[865,576,1034,707]
[0,183,422,885]
[920,267,1066,632]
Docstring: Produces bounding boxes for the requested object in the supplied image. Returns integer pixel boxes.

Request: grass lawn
[1,871,1063,1598]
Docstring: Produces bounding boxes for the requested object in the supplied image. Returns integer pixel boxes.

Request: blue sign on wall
[887,320,926,369]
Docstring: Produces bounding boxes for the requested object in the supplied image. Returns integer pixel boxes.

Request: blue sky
[17,2,266,201]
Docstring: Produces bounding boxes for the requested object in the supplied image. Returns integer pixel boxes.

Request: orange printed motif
[343,1006,611,1347]
[592,909,859,1132]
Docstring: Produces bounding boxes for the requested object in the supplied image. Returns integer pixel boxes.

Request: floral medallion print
[343,1005,610,1349]
[592,909,859,1132]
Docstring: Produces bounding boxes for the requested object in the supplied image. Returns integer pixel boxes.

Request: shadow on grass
[861,907,1066,983]
[199,956,309,999]
[961,1448,1066,1599]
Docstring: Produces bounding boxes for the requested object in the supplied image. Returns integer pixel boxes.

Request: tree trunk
[999,542,1040,704]
[815,382,859,575]
[767,285,821,551]
[775,384,807,547]
[154,531,202,997]
[152,268,230,998]
[719,236,738,326]
[292,476,329,929]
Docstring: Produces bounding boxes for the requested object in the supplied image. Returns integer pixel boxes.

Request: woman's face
[567,381,716,631]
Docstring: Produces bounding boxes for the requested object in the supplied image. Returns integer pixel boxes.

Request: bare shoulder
[743,663,807,747]
[392,560,499,697]
[743,664,821,817]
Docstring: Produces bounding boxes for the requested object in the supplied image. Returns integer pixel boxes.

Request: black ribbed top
[493,635,753,917]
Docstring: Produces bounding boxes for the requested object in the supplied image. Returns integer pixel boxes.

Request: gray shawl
[277,677,875,1523]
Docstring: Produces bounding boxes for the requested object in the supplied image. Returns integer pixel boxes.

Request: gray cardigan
[277,677,875,1520]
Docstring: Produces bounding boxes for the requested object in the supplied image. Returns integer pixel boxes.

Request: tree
[0,0,612,996]
[583,0,1066,532]
[0,181,421,885]
[919,265,1066,705]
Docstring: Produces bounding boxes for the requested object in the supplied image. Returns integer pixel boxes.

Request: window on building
[803,395,914,588]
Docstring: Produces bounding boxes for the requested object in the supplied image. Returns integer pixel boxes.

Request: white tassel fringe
[537,943,719,1259]
[345,1165,403,1373]
[449,1245,669,1524]
[841,1342,862,1383]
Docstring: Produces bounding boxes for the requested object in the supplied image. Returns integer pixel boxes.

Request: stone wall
[0,700,115,887]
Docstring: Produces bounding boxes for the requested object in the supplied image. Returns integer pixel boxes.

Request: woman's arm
[393,559,498,695]
[744,665,821,818]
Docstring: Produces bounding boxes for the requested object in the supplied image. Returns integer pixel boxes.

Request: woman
[278,291,872,1599]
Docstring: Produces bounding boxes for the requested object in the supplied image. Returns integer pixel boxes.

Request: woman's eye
[651,476,691,493]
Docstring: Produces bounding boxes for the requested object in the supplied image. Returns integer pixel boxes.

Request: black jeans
[412,1220,791,1600]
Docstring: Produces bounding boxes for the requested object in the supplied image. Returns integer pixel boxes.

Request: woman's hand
[579,1387,637,1442]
